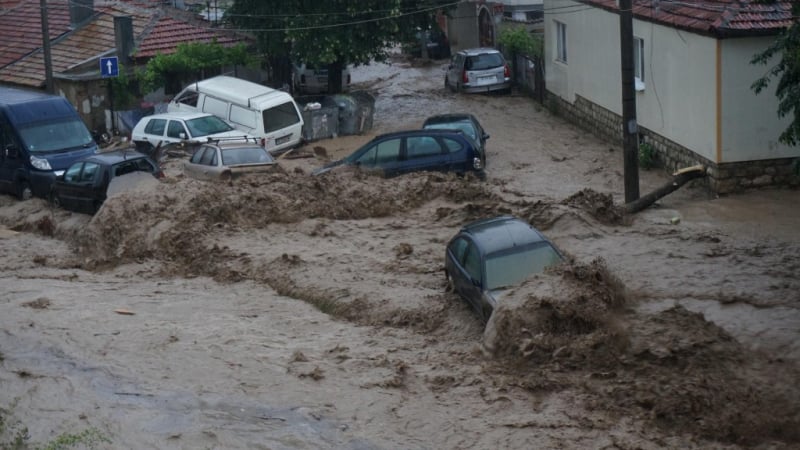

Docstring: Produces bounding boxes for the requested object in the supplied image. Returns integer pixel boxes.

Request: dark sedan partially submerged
[49,149,162,214]
[444,215,565,322]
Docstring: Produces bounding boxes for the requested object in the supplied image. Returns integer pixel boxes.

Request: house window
[634,37,645,90]
[555,21,567,63]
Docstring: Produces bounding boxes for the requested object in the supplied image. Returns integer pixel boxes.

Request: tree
[139,41,253,94]
[226,0,453,93]
[750,3,800,146]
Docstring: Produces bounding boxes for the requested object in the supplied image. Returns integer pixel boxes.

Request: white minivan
[167,76,304,154]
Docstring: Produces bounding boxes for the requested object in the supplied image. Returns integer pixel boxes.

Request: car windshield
[18,118,93,153]
[185,115,233,137]
[465,53,505,71]
[221,146,274,165]
[484,243,562,290]
[424,121,476,140]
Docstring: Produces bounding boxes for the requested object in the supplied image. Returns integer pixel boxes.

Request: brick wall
[545,92,800,194]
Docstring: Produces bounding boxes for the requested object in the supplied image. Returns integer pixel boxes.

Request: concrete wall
[721,36,795,162]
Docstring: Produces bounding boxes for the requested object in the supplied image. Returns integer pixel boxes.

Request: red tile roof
[0,0,72,69]
[0,2,250,87]
[134,16,245,59]
[578,0,795,37]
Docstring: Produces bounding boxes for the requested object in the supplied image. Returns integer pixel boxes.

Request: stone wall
[545,92,800,194]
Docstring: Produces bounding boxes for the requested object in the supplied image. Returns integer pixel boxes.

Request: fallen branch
[624,165,706,214]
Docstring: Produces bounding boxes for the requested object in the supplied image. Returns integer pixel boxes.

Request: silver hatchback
[445,48,511,94]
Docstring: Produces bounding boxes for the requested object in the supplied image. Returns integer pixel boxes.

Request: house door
[478,7,494,47]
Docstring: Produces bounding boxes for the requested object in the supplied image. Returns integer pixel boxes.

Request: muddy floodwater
[1,53,799,449]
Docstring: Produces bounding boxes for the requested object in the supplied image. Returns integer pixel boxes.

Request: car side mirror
[179,133,187,140]
[483,133,490,141]
[471,277,481,287]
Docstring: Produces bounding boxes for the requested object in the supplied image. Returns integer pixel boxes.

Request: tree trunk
[328,60,344,95]
[624,165,706,214]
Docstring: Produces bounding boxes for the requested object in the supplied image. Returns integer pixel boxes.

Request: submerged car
[131,112,253,154]
[183,138,277,181]
[311,129,485,178]
[49,149,162,215]
[444,216,564,322]
[422,113,489,159]
[445,48,511,94]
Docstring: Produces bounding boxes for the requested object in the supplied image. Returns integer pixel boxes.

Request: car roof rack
[204,135,260,145]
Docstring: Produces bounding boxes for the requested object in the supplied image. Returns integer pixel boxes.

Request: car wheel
[16,180,32,201]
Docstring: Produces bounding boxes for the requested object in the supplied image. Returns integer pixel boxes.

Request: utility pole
[619,0,639,202]
[40,0,54,94]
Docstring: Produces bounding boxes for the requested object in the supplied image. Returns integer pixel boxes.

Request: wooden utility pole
[619,0,639,202]
[40,0,54,93]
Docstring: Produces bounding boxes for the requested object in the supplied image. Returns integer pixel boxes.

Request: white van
[167,76,304,154]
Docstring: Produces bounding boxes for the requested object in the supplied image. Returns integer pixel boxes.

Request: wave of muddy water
[1,53,799,448]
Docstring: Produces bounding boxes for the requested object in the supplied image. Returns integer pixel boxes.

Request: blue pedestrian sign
[100,56,119,78]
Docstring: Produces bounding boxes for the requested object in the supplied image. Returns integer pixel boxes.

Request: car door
[352,138,402,176]
[57,161,100,213]
[137,118,167,148]
[449,237,485,317]
[401,135,448,175]
[447,54,463,89]
[441,135,474,173]
[184,145,219,180]
[166,120,189,143]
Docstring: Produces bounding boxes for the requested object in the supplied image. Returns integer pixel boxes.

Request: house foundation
[545,93,800,194]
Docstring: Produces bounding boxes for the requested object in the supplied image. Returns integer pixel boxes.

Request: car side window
[463,242,482,282]
[448,237,469,265]
[176,90,199,107]
[442,137,464,153]
[190,145,208,164]
[64,163,83,183]
[375,139,401,165]
[406,136,442,159]
[355,146,376,166]
[199,147,216,166]
[144,119,166,136]
[167,121,187,139]
[80,162,100,183]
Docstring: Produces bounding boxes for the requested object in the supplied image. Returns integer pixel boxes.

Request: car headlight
[473,157,483,170]
[30,155,52,171]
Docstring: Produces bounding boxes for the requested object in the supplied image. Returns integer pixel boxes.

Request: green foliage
[38,428,110,450]
[498,26,543,58]
[639,142,656,169]
[109,64,137,109]
[227,0,454,67]
[750,2,800,146]
[140,42,254,93]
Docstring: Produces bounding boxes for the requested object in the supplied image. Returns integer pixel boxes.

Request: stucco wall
[721,37,795,162]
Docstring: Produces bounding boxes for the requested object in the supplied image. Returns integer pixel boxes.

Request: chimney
[69,0,94,29]
[114,16,134,65]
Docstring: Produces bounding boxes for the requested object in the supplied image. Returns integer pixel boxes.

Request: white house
[543,0,799,193]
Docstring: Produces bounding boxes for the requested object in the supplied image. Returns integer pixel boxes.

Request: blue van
[0,87,97,199]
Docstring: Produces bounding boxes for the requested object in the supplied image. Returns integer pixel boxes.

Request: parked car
[444,215,564,322]
[292,63,351,95]
[445,48,511,94]
[422,113,489,162]
[311,129,485,178]
[131,112,252,154]
[49,149,162,215]
[183,138,277,181]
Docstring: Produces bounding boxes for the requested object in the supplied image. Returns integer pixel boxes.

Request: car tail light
[462,70,469,83]
[504,64,510,78]
[157,170,165,179]
[473,157,483,170]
